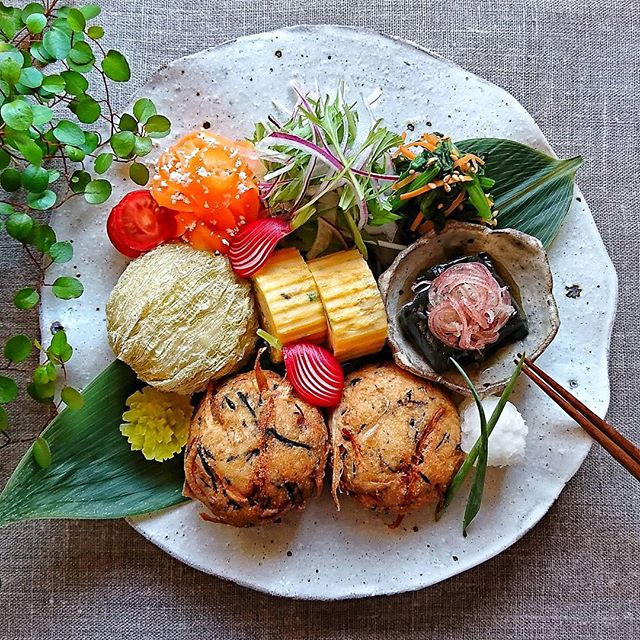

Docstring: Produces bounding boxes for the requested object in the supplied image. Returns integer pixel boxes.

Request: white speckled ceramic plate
[41,26,617,599]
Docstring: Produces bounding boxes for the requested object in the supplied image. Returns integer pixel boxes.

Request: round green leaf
[6,213,33,242]
[0,57,22,85]
[4,334,32,363]
[67,41,95,68]
[21,3,45,21]
[0,149,9,171]
[1,99,33,130]
[53,120,85,146]
[25,12,46,34]
[79,4,101,20]
[144,114,171,138]
[64,145,85,162]
[1,168,22,192]
[30,41,54,65]
[61,386,84,410]
[31,103,52,126]
[101,49,130,82]
[74,96,101,124]
[27,381,55,404]
[79,131,99,154]
[133,135,153,157]
[94,153,113,174]
[48,241,73,263]
[70,169,91,193]
[84,179,112,204]
[19,66,43,88]
[33,436,52,468]
[14,137,43,166]
[52,276,84,300]
[22,164,49,193]
[66,8,86,32]
[87,25,104,39]
[42,27,71,60]
[133,98,156,124]
[129,162,149,186]
[110,130,135,157]
[0,375,18,403]
[47,169,60,184]
[31,223,56,251]
[41,73,66,94]
[49,329,68,357]
[27,189,56,211]
[0,405,7,431]
[14,287,39,309]
[61,70,88,95]
[118,113,137,132]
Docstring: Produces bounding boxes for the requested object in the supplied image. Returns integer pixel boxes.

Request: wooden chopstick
[519,357,640,482]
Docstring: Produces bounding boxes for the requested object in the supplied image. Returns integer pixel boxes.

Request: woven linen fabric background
[1,0,638,638]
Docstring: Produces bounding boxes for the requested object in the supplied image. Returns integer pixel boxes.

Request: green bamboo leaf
[456,138,583,247]
[0,360,186,527]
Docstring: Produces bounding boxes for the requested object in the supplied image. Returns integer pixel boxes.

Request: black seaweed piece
[399,253,529,373]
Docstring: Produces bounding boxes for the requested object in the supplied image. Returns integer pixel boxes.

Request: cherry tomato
[107,190,177,257]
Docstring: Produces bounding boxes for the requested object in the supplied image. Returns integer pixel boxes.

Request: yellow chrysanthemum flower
[120,387,193,462]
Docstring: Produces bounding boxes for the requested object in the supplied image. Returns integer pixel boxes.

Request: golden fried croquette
[330,363,464,524]
[183,366,328,527]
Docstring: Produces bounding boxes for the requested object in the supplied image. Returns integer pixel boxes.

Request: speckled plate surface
[41,26,617,600]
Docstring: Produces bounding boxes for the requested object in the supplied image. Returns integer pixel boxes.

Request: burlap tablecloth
[1,1,638,638]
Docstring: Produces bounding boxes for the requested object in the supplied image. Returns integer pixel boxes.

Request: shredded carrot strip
[442,191,465,216]
[392,173,420,191]
[453,153,485,172]
[418,220,434,234]
[399,146,417,160]
[421,133,440,147]
[399,179,446,200]
[409,212,425,231]
[411,140,436,152]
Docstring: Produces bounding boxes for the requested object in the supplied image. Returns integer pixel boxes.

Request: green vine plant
[0,1,171,463]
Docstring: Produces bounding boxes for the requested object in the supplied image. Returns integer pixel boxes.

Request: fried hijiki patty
[330,363,464,524]
[184,367,328,526]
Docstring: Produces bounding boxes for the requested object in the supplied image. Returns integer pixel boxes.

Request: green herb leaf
[19,66,43,88]
[118,113,137,132]
[0,376,18,404]
[66,8,86,32]
[25,12,46,34]
[0,406,7,431]
[84,179,112,204]
[79,4,101,20]
[129,161,149,185]
[436,355,525,528]
[27,381,55,404]
[0,361,186,527]
[64,145,85,162]
[41,73,66,94]
[456,139,583,247]
[48,241,73,263]
[60,70,88,95]
[1,168,21,192]
[87,25,104,40]
[26,189,56,211]
[133,98,156,124]
[70,169,91,193]
[31,223,56,251]
[14,287,39,310]
[1,98,33,130]
[4,335,32,363]
[14,137,43,166]
[67,41,94,69]
[32,437,51,469]
[73,96,101,124]
[6,213,34,242]
[101,49,130,82]
[133,135,152,157]
[94,153,113,174]
[22,164,49,193]
[61,386,84,410]
[42,27,71,60]
[110,130,135,157]
[51,277,83,300]
[53,119,85,146]
[144,114,170,138]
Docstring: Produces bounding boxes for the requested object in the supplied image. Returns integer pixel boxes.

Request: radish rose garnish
[257,330,344,407]
[427,262,514,351]
[228,218,291,278]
